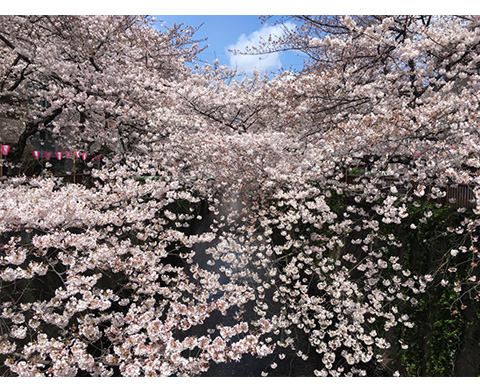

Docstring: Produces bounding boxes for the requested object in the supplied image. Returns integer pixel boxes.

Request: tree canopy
[1,15,480,377]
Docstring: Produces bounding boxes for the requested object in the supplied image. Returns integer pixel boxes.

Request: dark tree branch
[10,107,64,163]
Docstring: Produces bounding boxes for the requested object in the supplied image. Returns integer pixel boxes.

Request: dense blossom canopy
[1,15,480,377]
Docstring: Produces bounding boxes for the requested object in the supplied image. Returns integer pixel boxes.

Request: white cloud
[227,22,295,73]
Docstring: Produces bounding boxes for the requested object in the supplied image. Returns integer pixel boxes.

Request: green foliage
[348,167,360,176]
[385,200,471,376]
[397,286,464,376]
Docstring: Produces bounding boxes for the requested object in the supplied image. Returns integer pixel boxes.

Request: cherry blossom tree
[249,14,480,375]
[0,15,204,165]
[1,15,480,377]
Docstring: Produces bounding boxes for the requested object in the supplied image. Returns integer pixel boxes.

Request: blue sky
[155,15,308,75]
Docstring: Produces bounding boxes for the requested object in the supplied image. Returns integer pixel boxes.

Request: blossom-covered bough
[1,15,480,377]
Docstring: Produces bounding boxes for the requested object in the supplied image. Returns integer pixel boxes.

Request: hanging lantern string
[1,144,10,177]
